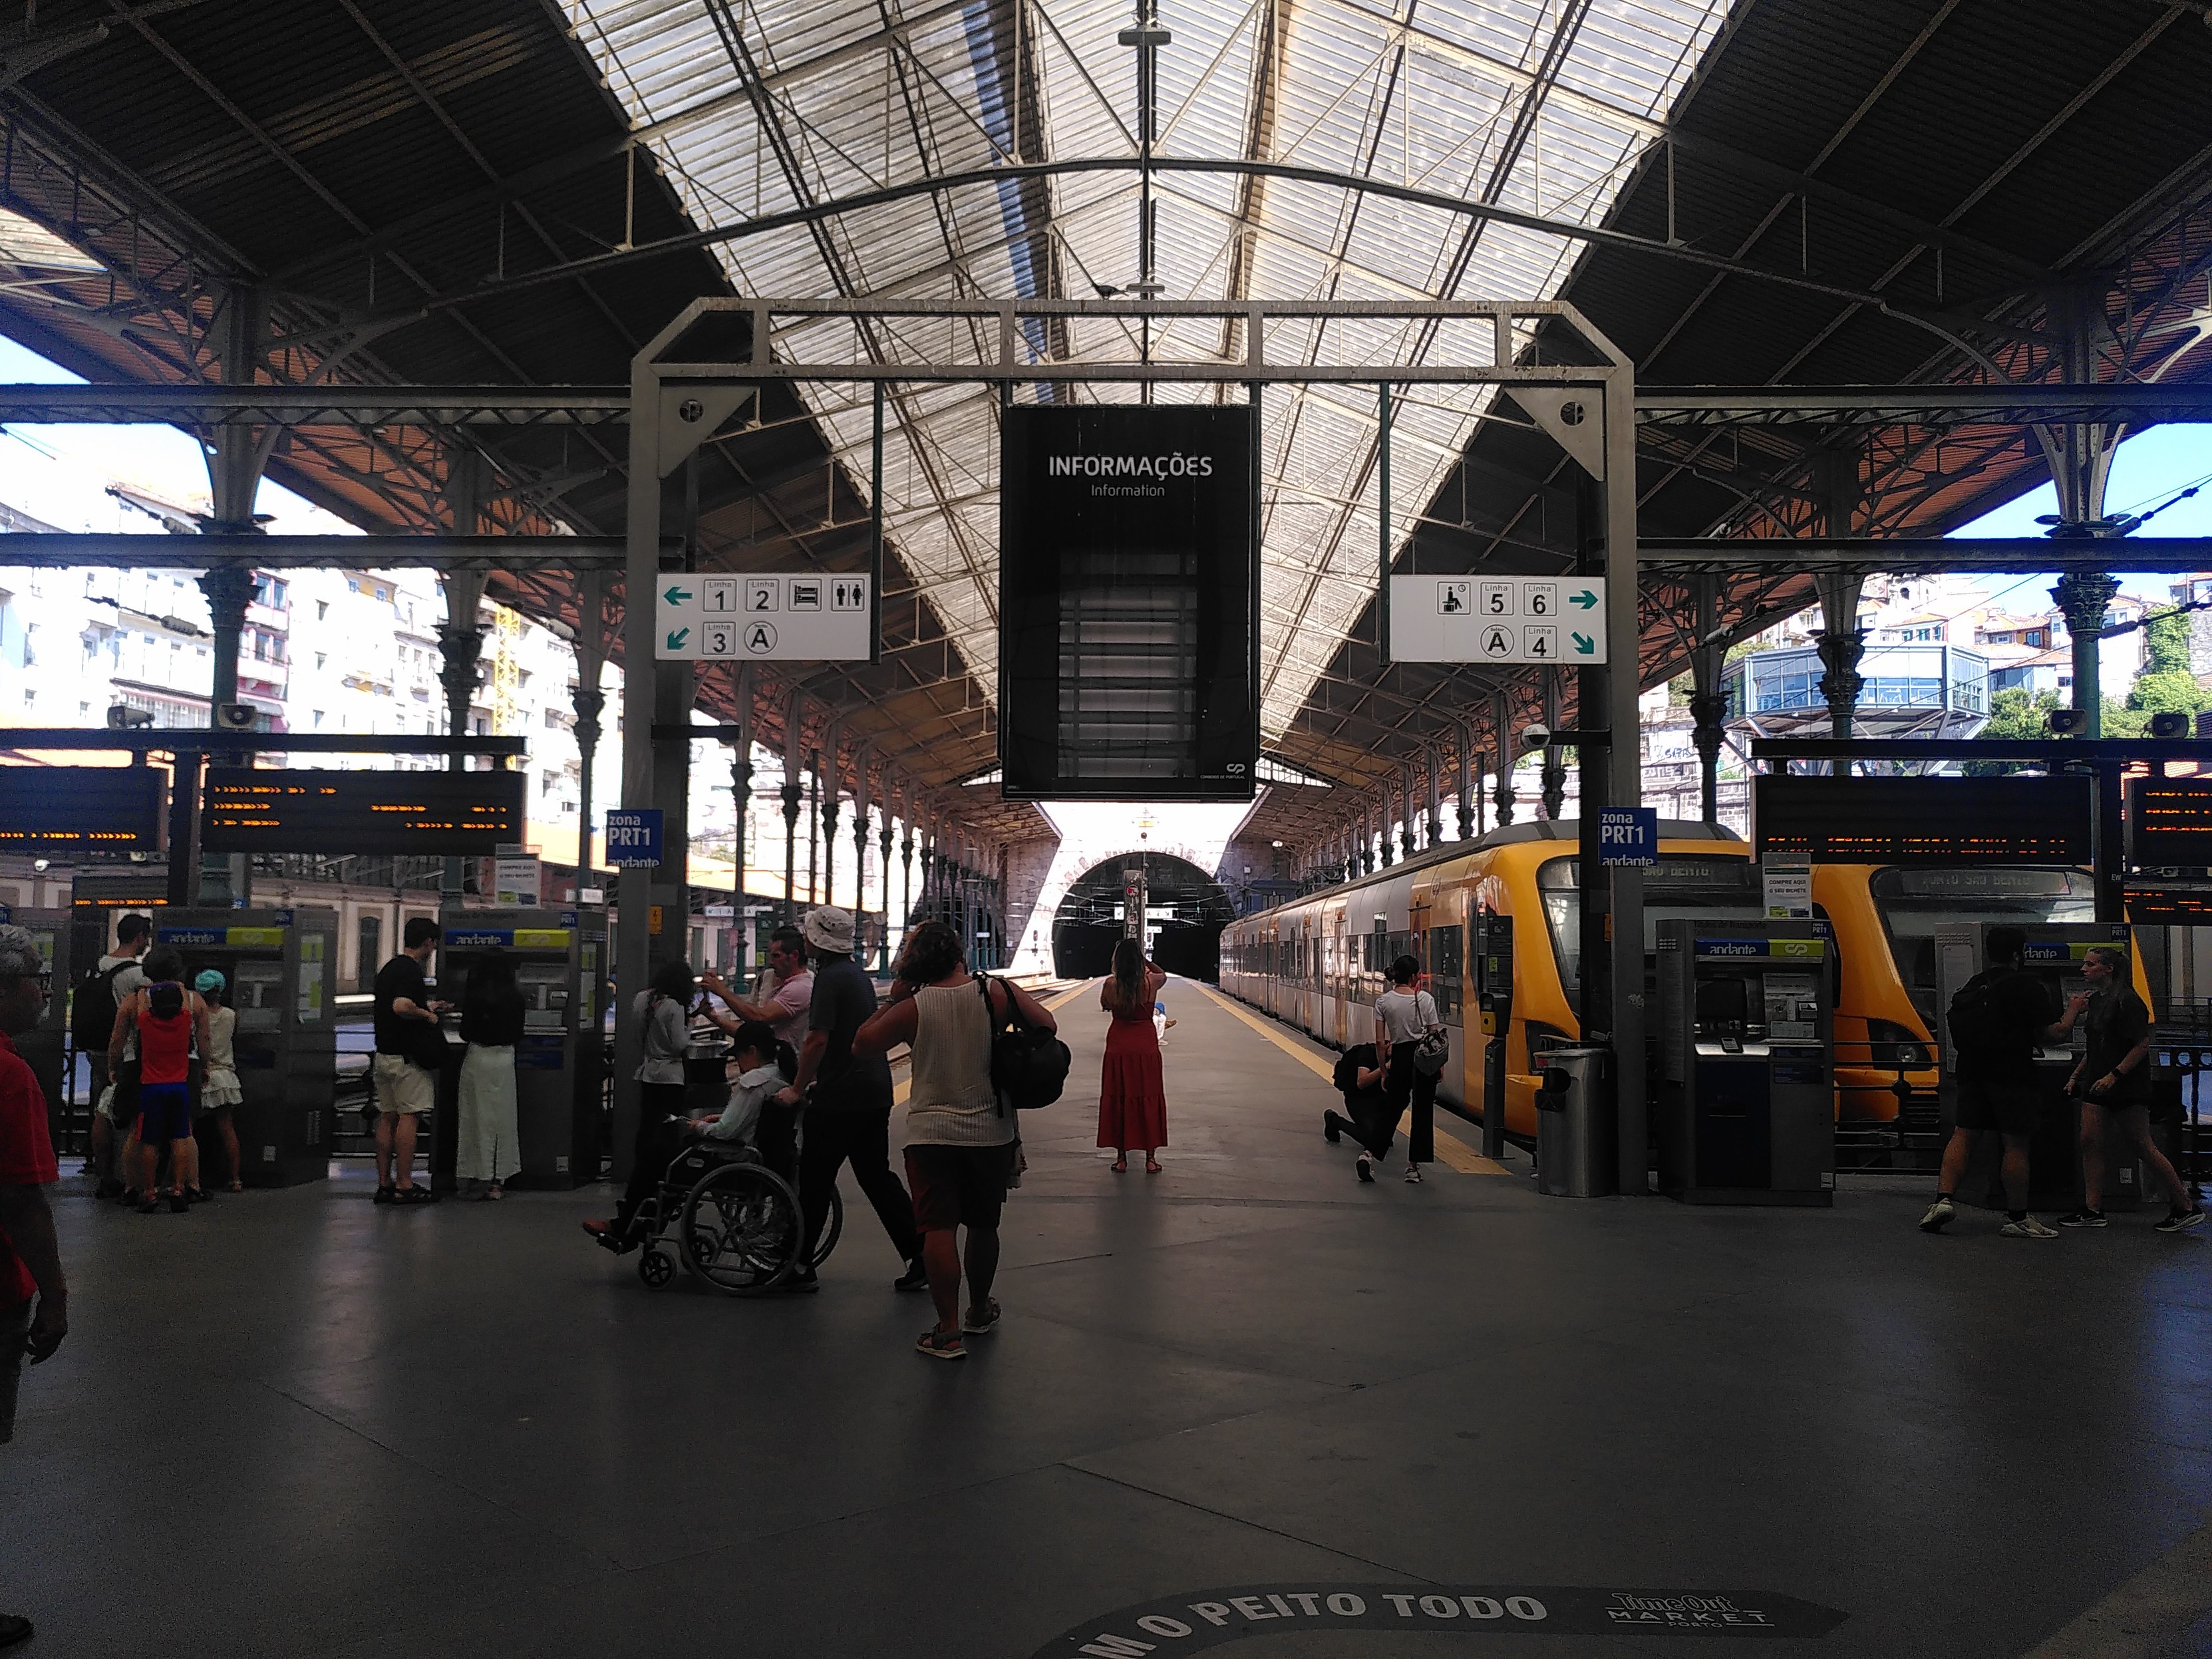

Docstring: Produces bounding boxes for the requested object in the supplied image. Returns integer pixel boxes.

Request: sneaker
[373,1184,396,1206]
[891,1259,929,1292]
[1323,1114,1341,1144]
[0,1611,33,1648]
[915,1330,966,1361]
[962,1297,1001,1336]
[94,1177,122,1201]
[2056,1208,2108,1229]
[1917,1195,1955,1233]
[167,1189,190,1214]
[186,1187,215,1205]
[396,1185,439,1205]
[135,1195,160,1215]
[1999,1215,2060,1239]
[580,1219,637,1256]
[1356,1153,1374,1183]
[2154,1207,2207,1234]
[1404,1163,1424,1183]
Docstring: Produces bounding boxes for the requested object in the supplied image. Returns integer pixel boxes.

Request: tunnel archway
[1050,853,1236,982]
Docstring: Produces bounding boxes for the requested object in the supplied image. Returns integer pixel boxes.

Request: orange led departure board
[0,765,163,851]
[1755,774,2093,865]
[2126,778,2212,868]
[202,770,526,855]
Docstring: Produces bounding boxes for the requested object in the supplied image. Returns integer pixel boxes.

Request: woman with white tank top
[856,919,1058,1362]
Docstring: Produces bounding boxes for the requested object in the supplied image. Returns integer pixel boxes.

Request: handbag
[977,973,1070,1111]
[1411,991,1449,1076]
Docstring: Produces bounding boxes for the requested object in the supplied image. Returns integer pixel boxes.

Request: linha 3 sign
[1030,1583,1846,1655]
[656,574,869,661]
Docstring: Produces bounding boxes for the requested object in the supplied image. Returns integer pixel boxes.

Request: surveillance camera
[1520,723,1551,752]
[215,702,258,731]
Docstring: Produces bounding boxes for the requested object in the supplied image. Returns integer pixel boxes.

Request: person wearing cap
[773,906,923,1292]
[193,969,244,1193]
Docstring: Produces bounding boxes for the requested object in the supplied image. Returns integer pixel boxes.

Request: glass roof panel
[561,0,1727,738]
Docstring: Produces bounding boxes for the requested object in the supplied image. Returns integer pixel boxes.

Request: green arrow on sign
[663,585,693,604]
[1569,589,1598,609]
[1571,631,1595,655]
[666,627,690,651]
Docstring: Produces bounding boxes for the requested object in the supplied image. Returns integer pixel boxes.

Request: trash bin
[1536,1047,1617,1198]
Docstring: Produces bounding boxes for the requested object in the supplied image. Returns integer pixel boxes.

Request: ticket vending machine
[154,907,338,1187]
[1932,921,2137,1209]
[436,905,609,1187]
[1655,919,1835,1206]
[0,906,71,1145]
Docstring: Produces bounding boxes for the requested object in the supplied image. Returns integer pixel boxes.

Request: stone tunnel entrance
[1050,853,1237,982]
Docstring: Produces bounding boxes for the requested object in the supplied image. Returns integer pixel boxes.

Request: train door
[1261,920,1279,1018]
[1329,908,1348,1047]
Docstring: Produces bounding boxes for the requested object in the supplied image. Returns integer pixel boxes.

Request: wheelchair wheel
[680,1163,802,1295]
[637,1247,676,1289]
[809,1183,844,1269]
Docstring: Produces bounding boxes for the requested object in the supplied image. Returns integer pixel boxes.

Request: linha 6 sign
[999,404,1259,801]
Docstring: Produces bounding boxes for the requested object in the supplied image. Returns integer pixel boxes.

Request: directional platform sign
[1388,575,1606,665]
[655,573,871,661]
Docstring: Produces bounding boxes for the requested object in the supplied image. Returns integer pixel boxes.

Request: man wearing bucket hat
[774,906,923,1292]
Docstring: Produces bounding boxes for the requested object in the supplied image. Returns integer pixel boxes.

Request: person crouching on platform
[582,1019,792,1252]
[110,948,210,1215]
[1325,1043,1394,1183]
[193,971,244,1194]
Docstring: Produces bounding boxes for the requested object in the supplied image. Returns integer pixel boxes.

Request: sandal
[1145,1158,1162,1174]
[915,1330,967,1361]
[1111,1158,1127,1173]
[227,1181,243,1193]
[962,1298,1001,1336]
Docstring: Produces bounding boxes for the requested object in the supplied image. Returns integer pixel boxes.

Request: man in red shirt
[0,923,67,1648]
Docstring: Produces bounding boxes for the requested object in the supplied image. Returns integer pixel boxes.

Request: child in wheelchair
[583,1019,796,1253]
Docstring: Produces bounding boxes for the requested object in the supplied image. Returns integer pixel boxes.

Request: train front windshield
[1539,855,1764,1012]
[1870,867,2095,1026]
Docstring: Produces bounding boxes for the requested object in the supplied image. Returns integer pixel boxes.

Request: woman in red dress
[1098,939,1169,1173]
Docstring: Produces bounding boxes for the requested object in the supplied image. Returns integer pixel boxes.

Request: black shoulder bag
[977,973,1070,1112]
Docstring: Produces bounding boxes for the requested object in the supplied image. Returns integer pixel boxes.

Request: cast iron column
[2052,571,2120,737]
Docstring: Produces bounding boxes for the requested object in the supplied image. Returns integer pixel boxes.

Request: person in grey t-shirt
[1373,955,1443,1184]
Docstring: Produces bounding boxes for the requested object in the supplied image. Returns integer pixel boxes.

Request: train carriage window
[1536,855,1762,1014]
[1868,867,2092,1026]
[1427,925,1463,1022]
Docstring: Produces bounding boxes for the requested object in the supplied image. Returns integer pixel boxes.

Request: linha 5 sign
[1388,575,1607,664]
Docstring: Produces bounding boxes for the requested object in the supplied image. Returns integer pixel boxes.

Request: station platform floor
[9,978,2211,1659]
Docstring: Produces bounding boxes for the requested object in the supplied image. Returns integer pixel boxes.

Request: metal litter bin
[1536,1047,1617,1197]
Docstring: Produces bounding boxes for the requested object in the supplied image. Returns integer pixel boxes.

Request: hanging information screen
[1755,774,2093,864]
[0,764,164,851]
[999,404,1258,801]
[202,770,526,855]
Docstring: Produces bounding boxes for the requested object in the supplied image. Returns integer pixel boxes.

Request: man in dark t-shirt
[371,917,446,1204]
[1921,926,2084,1239]
[774,907,922,1291]
[2057,947,2203,1231]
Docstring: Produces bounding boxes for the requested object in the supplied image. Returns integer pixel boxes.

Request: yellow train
[1221,822,2122,1141]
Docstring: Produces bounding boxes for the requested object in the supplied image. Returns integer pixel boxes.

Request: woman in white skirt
[194,969,244,1192]
[457,947,526,1199]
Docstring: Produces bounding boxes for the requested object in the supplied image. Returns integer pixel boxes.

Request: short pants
[373,1053,436,1116]
[136,1080,194,1145]
[1955,1076,2044,1137]
[903,1143,1016,1233]
[0,1299,26,1444]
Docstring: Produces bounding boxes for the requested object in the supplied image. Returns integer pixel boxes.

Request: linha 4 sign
[656,573,869,661]
[1388,575,1607,663]
[1032,1583,1845,1655]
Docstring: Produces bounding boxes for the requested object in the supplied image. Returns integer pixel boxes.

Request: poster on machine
[999,404,1258,801]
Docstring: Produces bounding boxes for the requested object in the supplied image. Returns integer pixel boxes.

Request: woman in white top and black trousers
[1374,954,1443,1183]
[856,918,1057,1362]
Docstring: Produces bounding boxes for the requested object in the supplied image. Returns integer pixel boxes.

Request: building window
[317,601,329,619]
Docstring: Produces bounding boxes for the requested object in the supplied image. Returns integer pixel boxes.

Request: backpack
[71,960,129,1049]
[977,973,1070,1111]
[1946,969,2016,1062]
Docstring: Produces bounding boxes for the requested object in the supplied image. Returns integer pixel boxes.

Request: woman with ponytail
[1096,939,1169,1173]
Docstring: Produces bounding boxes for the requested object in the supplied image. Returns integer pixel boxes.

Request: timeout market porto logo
[1031,1583,1846,1655]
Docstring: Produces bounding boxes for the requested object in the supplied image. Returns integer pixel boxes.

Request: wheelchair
[631,1137,844,1296]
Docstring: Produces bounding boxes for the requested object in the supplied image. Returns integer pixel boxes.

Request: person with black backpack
[854,919,1058,1362]
[1921,925,2088,1239]
[75,913,148,1197]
